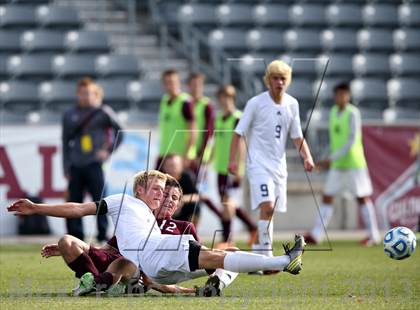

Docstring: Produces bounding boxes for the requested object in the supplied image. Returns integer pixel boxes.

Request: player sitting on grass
[8,170,306,296]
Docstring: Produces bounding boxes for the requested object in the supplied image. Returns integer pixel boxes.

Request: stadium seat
[281,53,326,78]
[0,30,21,53]
[312,78,339,107]
[362,4,399,27]
[177,4,217,28]
[389,53,420,77]
[358,108,384,121]
[216,4,253,27]
[39,80,77,111]
[289,4,326,27]
[357,29,394,52]
[387,78,420,109]
[352,53,390,77]
[52,54,96,78]
[36,5,81,29]
[350,78,388,109]
[0,81,39,112]
[96,79,132,111]
[286,78,316,119]
[95,55,141,79]
[325,4,362,28]
[253,4,289,27]
[129,79,164,111]
[64,31,110,53]
[208,28,248,55]
[284,29,322,52]
[318,53,353,78]
[0,57,8,78]
[6,54,52,79]
[237,53,278,75]
[246,29,283,52]
[0,5,37,28]
[393,29,420,52]
[321,29,358,53]
[399,4,420,27]
[383,107,420,123]
[21,30,65,53]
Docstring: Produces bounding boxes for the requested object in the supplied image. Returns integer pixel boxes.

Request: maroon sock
[68,252,99,278]
[222,220,232,242]
[236,207,257,232]
[94,272,114,291]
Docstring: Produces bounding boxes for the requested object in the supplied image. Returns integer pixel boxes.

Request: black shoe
[196,275,222,297]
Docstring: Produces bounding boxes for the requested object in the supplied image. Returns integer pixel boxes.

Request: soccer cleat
[283,235,306,275]
[72,272,96,296]
[360,237,379,247]
[106,282,126,296]
[199,275,223,297]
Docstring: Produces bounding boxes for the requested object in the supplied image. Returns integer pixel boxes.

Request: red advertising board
[363,125,420,230]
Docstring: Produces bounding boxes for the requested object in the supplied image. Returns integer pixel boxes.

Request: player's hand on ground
[304,157,315,172]
[7,199,37,216]
[41,244,60,258]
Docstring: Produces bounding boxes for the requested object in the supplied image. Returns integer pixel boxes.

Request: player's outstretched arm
[292,137,315,172]
[7,199,97,218]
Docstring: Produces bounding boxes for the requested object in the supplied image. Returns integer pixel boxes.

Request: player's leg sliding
[223,235,305,275]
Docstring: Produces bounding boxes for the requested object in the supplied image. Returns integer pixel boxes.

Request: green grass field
[0,240,419,310]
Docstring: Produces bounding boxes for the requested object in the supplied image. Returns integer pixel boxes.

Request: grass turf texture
[0,240,419,310]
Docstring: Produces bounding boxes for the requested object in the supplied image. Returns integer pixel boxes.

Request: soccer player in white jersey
[8,170,306,294]
[228,60,314,267]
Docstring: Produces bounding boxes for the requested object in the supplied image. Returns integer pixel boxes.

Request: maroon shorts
[88,247,122,273]
[217,173,240,197]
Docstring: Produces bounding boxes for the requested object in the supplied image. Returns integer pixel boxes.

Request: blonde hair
[132,170,167,197]
[263,60,292,89]
[217,84,236,99]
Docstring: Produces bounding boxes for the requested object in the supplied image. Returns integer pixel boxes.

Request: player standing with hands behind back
[305,82,380,246]
[228,60,314,271]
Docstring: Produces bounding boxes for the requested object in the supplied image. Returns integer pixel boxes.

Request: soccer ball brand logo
[383,226,417,260]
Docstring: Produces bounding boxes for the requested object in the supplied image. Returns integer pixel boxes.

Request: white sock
[360,201,380,242]
[311,203,333,243]
[258,220,273,256]
[223,251,290,273]
[214,268,238,289]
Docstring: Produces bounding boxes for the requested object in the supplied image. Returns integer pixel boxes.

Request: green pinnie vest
[159,92,191,156]
[214,110,242,174]
[329,104,367,169]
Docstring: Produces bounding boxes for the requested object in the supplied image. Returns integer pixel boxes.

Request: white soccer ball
[383,226,417,260]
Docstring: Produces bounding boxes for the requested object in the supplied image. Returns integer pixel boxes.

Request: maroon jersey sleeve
[184,222,200,242]
[157,218,182,235]
[182,100,194,122]
[106,236,119,251]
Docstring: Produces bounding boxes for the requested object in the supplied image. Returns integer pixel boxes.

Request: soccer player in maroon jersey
[39,176,200,295]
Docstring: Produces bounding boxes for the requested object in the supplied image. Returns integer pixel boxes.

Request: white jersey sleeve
[289,100,303,139]
[103,193,125,218]
[235,98,257,136]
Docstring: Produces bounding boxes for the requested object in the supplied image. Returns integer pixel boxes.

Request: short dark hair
[161,69,179,80]
[333,82,350,93]
[77,77,95,90]
[187,72,205,83]
[165,174,183,200]
[217,84,236,99]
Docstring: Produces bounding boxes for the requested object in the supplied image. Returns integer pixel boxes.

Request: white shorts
[248,168,287,213]
[324,168,373,198]
[135,234,195,285]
